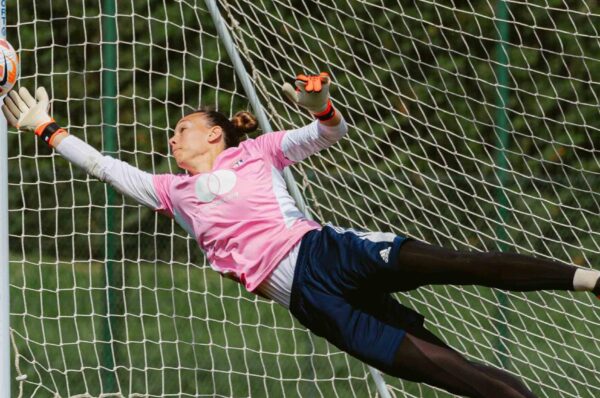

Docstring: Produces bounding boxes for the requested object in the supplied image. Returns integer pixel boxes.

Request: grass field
[9,257,600,397]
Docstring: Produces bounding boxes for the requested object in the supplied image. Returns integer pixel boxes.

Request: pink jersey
[152,131,321,291]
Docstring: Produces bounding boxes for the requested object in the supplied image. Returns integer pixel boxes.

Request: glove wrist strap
[35,120,66,146]
[313,100,335,122]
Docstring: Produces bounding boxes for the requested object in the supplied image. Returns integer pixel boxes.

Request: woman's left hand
[282,72,331,115]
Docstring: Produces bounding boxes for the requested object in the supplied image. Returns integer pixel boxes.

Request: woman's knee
[390,334,465,386]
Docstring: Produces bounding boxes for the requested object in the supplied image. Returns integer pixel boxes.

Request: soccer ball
[0,39,19,95]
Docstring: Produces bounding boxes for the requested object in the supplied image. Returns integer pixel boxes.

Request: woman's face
[170,113,222,172]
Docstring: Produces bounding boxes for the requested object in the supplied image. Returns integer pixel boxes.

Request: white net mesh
[8,0,600,397]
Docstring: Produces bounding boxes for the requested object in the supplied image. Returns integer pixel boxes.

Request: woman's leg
[392,240,600,294]
[469,362,538,398]
[404,324,538,398]
[391,331,539,398]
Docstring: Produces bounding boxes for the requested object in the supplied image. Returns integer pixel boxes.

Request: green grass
[9,258,600,397]
[10,259,376,397]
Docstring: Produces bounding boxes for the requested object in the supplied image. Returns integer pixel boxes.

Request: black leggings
[387,240,578,397]
[394,240,576,292]
[392,326,538,398]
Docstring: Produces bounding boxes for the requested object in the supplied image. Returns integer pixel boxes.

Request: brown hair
[188,107,259,148]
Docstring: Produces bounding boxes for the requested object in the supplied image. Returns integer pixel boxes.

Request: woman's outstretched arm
[2,86,164,211]
[280,72,348,162]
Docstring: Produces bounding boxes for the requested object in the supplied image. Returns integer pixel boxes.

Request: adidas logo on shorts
[379,247,391,263]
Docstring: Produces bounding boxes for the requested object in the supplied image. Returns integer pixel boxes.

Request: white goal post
[1,1,10,396]
[5,1,600,397]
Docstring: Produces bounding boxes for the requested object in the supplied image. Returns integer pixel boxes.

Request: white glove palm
[2,86,52,131]
[282,72,331,114]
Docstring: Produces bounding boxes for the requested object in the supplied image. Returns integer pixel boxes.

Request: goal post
[1,1,10,396]
[7,1,600,397]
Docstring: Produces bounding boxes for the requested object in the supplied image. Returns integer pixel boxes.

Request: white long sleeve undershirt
[54,135,161,209]
[281,118,347,162]
[54,118,347,210]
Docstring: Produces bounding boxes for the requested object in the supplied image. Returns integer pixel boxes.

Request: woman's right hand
[3,86,68,146]
[2,86,52,131]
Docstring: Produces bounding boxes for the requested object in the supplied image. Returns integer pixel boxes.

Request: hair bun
[231,111,258,134]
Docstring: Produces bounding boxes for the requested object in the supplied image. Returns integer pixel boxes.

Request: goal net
[7,0,599,397]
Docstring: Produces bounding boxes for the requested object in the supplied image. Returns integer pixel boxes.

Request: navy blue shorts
[289,224,424,374]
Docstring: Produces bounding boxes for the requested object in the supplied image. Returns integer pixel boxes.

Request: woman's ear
[208,125,223,143]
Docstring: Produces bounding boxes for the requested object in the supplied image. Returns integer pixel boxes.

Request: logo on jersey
[379,247,391,263]
[195,169,237,203]
[232,159,244,168]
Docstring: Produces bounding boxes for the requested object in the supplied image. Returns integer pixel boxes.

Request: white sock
[573,269,600,291]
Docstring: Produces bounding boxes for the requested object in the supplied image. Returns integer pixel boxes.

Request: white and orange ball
[0,39,19,96]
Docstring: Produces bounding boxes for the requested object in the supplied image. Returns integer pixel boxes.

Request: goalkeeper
[4,73,599,398]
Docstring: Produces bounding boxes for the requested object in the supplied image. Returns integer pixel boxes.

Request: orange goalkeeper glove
[282,72,336,121]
